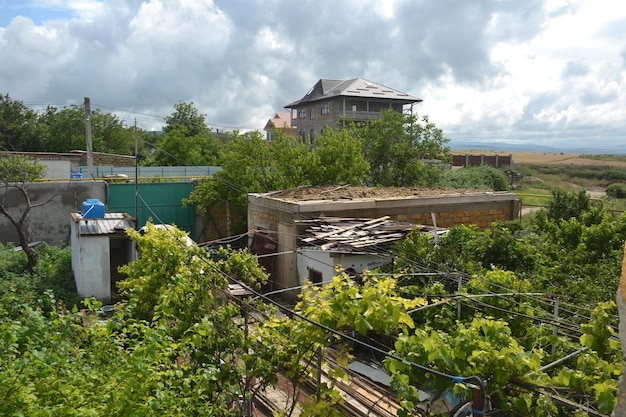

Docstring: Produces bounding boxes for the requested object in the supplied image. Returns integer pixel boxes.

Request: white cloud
[0,0,624,149]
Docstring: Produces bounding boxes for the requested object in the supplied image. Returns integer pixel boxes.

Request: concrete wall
[297,249,390,287]
[248,190,521,295]
[70,220,112,301]
[0,181,107,246]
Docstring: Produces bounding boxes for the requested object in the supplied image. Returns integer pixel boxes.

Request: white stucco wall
[70,220,111,301]
[297,248,391,286]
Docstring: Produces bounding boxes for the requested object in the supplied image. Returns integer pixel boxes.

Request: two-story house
[284,77,421,144]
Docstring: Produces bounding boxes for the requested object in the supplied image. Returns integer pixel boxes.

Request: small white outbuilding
[70,208,135,303]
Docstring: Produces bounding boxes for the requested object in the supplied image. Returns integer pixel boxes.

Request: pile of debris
[296,216,445,252]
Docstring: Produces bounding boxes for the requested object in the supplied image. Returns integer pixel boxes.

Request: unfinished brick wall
[395,207,512,229]
[198,202,247,243]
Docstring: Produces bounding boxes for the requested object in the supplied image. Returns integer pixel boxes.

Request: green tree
[148,127,223,166]
[0,93,40,151]
[306,128,369,186]
[0,155,48,271]
[360,110,450,186]
[39,105,135,154]
[186,129,372,232]
[163,101,209,136]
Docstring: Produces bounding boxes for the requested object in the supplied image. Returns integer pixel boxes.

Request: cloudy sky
[1,0,625,151]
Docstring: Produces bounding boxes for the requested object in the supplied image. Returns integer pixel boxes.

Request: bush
[435,165,509,191]
[606,183,626,199]
[546,189,590,221]
[0,243,80,308]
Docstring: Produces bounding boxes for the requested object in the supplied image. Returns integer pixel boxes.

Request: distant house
[263,112,297,142]
[285,77,421,144]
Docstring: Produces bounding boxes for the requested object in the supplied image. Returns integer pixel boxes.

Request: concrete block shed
[248,186,521,296]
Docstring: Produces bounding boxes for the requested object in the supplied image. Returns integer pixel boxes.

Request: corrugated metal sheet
[107,182,195,233]
[70,212,135,236]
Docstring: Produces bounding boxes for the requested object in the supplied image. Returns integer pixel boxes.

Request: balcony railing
[335,110,382,121]
[291,110,385,126]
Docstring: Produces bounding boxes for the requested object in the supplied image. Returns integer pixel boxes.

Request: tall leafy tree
[0,93,40,151]
[185,131,279,223]
[39,105,134,154]
[147,127,223,166]
[360,109,450,186]
[306,127,369,186]
[163,101,209,136]
[185,129,369,232]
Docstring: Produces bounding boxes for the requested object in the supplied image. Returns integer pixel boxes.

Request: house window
[309,128,315,144]
[310,108,316,119]
[321,103,330,115]
[298,108,306,119]
[352,104,358,112]
[308,268,322,284]
[298,129,306,143]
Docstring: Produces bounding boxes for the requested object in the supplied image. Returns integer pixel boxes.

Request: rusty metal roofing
[70,212,135,236]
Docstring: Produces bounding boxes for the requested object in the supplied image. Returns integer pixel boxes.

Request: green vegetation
[436,165,509,191]
[0,243,81,308]
[3,92,626,415]
[0,194,624,416]
[0,155,48,270]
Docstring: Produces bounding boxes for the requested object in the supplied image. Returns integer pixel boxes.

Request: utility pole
[134,118,139,230]
[84,97,94,179]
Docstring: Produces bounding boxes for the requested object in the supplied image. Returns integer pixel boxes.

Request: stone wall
[0,181,107,246]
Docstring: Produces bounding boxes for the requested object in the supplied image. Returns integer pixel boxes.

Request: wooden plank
[301,216,390,242]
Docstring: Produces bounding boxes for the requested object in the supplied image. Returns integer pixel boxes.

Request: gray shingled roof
[285,77,421,108]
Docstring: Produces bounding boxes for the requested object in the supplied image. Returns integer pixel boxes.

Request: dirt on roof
[268,186,487,201]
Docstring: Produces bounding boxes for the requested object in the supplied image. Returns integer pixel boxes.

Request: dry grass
[453,150,626,167]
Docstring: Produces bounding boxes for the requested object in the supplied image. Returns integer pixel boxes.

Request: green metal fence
[107,182,195,233]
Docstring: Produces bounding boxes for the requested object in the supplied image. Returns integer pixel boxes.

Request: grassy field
[453,150,626,214]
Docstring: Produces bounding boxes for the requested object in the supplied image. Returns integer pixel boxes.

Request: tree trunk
[16,221,38,272]
[0,203,38,272]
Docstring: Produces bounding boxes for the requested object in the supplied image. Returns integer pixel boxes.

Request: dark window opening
[308,268,322,284]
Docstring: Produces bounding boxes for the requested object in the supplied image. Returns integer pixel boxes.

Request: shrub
[436,165,509,191]
[0,243,79,308]
[606,183,626,199]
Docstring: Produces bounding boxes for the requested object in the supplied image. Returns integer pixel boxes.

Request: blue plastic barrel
[82,198,105,219]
